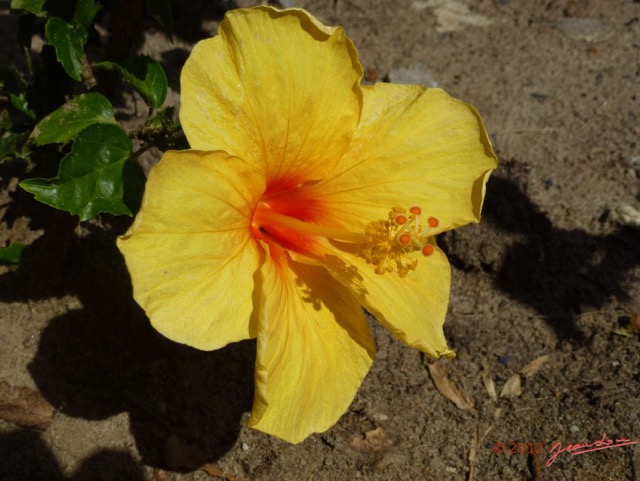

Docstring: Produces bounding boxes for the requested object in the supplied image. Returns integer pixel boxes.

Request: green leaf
[0,110,27,162]
[0,131,28,162]
[10,93,36,119]
[0,242,27,266]
[145,107,174,131]
[121,154,146,217]
[74,0,102,29]
[11,0,47,16]
[94,56,167,109]
[142,107,187,151]
[145,0,174,40]
[45,17,88,81]
[20,124,141,221]
[30,92,115,146]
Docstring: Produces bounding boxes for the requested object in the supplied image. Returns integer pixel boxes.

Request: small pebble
[498,355,511,365]
[276,0,303,7]
[241,442,249,452]
[388,63,438,87]
[556,17,611,42]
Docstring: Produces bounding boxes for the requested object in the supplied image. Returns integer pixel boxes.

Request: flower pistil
[252,198,438,277]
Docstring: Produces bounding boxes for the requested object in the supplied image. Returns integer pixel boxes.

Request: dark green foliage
[10,0,48,16]
[2,0,185,225]
[45,17,88,81]
[20,124,140,220]
[30,93,115,146]
[0,242,27,265]
[94,56,168,109]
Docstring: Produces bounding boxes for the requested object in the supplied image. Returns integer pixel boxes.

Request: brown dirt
[1,1,639,480]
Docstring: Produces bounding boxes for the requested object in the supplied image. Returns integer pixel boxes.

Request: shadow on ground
[0,428,146,481]
[0,217,255,473]
[3,173,638,475]
[480,175,640,340]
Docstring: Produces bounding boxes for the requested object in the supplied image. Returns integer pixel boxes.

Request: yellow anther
[358,205,439,276]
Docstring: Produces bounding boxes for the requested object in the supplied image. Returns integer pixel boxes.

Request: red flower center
[251,180,439,275]
[251,180,328,261]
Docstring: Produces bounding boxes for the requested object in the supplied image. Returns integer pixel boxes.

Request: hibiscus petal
[307,239,455,359]
[117,150,264,350]
[316,83,496,232]
[180,7,363,188]
[249,249,375,443]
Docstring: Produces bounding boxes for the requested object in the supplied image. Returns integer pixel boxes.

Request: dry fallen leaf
[0,381,54,430]
[468,427,479,481]
[610,204,640,227]
[412,0,492,32]
[201,464,225,478]
[349,427,393,453]
[500,374,523,399]
[202,463,248,481]
[612,328,634,338]
[480,361,497,401]
[520,355,550,378]
[427,363,477,415]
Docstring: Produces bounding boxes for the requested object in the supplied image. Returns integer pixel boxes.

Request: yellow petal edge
[180,6,364,186]
[117,150,264,350]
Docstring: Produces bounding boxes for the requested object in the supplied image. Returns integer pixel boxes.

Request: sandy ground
[1,0,639,480]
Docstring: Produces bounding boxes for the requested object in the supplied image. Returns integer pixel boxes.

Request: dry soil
[1,1,639,480]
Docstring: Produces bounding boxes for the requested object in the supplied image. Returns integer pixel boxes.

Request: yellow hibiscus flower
[117,6,496,443]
